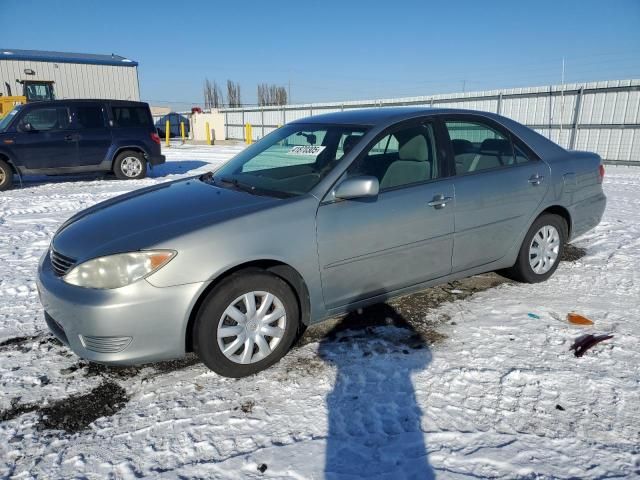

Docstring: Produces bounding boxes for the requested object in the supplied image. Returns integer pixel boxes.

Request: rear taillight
[598,164,605,183]
[151,132,161,145]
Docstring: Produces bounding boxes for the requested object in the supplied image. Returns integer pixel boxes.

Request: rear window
[112,106,151,128]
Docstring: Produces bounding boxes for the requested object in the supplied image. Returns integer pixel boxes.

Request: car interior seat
[380,133,432,189]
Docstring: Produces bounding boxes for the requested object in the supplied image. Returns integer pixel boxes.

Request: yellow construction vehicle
[0,96,27,117]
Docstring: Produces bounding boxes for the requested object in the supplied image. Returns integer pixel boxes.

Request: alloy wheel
[121,156,143,178]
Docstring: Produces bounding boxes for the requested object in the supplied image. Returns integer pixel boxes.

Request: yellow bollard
[165,120,170,147]
[245,123,253,145]
[180,121,186,143]
[205,122,211,145]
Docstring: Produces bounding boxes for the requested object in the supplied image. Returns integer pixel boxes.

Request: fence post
[180,121,186,144]
[261,108,265,139]
[205,122,211,145]
[224,111,228,141]
[497,92,503,115]
[165,120,170,147]
[569,87,584,150]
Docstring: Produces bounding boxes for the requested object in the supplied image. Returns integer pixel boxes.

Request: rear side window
[445,120,527,174]
[112,107,151,128]
[20,107,69,131]
[73,106,105,129]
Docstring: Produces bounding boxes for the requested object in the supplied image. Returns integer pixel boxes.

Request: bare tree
[257,83,288,106]
[227,80,242,108]
[203,78,223,109]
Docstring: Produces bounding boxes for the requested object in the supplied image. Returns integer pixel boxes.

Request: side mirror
[334,176,379,200]
[21,122,34,132]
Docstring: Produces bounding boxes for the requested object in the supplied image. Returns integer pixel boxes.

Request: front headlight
[63,250,176,289]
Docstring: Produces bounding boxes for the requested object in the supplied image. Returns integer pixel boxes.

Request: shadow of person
[318,302,435,479]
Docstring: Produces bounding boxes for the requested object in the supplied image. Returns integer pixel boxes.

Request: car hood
[52,177,279,261]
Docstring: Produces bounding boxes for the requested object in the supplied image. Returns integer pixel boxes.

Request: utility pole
[288,77,291,105]
[462,79,466,93]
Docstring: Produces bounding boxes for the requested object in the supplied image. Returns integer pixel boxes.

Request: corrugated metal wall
[0,59,140,101]
[221,79,640,163]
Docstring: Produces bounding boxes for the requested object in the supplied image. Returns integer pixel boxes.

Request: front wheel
[113,151,147,180]
[193,271,300,378]
[503,213,566,283]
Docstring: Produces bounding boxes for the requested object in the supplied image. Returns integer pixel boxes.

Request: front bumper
[149,154,166,166]
[37,251,206,365]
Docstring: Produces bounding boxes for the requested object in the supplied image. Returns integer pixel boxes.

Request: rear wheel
[503,213,566,283]
[113,151,147,180]
[0,159,14,191]
[193,271,300,378]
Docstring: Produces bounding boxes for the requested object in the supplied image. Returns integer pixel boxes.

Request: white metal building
[0,48,140,102]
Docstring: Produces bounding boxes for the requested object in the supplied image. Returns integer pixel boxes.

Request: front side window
[73,106,105,129]
[20,107,69,131]
[347,123,439,190]
[445,120,531,174]
[211,123,368,197]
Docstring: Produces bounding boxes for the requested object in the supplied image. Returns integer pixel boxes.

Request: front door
[12,105,78,170]
[316,120,455,310]
[71,103,111,166]
[442,117,550,272]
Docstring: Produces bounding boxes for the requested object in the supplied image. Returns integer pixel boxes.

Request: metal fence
[220,79,640,164]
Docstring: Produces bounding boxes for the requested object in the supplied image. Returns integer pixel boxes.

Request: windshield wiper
[218,176,262,195]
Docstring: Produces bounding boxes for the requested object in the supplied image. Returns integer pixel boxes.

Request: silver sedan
[37,108,606,377]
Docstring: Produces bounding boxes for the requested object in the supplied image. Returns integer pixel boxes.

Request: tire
[503,213,567,283]
[0,159,14,191]
[193,270,300,378]
[113,151,147,180]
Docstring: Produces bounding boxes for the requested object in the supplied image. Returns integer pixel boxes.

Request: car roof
[24,99,149,107]
[290,107,508,126]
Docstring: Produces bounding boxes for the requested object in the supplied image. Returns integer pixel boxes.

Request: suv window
[348,122,439,190]
[112,106,151,128]
[20,107,69,131]
[73,106,105,129]
[445,120,530,174]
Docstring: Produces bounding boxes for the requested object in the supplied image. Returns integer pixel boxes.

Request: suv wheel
[503,213,566,283]
[114,151,147,180]
[0,159,14,191]
[193,270,300,378]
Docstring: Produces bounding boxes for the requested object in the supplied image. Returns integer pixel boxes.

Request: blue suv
[0,99,165,190]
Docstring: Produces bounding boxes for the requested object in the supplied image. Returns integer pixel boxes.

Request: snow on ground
[1,144,639,479]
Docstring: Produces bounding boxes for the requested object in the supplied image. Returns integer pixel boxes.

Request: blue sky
[2,0,639,109]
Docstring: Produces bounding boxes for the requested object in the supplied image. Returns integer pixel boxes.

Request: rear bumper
[37,250,205,365]
[149,154,166,166]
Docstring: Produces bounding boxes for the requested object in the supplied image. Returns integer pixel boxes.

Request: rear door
[11,104,78,169]
[71,103,111,166]
[441,115,550,272]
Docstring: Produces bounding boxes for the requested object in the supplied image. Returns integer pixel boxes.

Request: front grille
[79,335,132,353]
[50,248,76,277]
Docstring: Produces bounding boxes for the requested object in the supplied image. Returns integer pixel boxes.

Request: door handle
[529,174,544,185]
[428,194,453,209]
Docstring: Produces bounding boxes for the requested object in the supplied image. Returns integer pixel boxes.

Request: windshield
[0,106,21,132]
[211,123,368,197]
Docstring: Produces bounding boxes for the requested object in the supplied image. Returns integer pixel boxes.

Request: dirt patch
[1,381,128,433]
[38,381,128,432]
[299,273,510,347]
[561,244,587,262]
